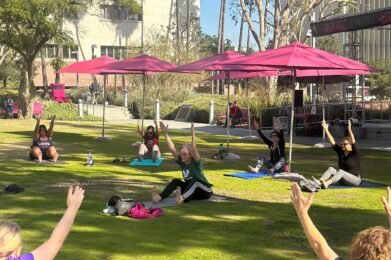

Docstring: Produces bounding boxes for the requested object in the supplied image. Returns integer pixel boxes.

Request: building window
[101,46,128,59]
[63,46,78,59]
[100,4,142,21]
[46,44,56,58]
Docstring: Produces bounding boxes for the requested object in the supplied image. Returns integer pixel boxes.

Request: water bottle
[87,151,93,166]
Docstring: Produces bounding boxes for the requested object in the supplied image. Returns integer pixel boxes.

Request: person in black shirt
[313,119,361,188]
[248,119,287,174]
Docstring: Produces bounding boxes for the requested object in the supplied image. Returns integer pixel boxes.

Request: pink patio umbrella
[58,56,144,140]
[173,50,280,152]
[219,43,378,171]
[95,55,177,128]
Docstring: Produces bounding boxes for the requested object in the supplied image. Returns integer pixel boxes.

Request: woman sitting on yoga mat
[313,119,361,188]
[152,122,213,204]
[30,116,58,162]
[291,183,391,260]
[0,186,84,260]
[248,119,287,174]
[137,120,160,162]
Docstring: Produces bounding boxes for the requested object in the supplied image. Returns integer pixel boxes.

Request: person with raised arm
[151,122,213,204]
[136,120,161,162]
[291,184,391,260]
[0,186,85,260]
[29,116,58,162]
[313,119,361,188]
[248,118,287,174]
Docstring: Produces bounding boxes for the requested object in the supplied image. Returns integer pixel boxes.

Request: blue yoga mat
[224,170,272,179]
[129,158,165,167]
[328,180,386,189]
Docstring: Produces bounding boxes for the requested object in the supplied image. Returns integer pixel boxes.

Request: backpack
[107,196,135,216]
[128,202,164,219]
[299,179,321,192]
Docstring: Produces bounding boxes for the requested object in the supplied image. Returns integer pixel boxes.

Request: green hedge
[43,101,101,121]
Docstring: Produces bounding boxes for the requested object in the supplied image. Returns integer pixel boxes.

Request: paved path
[109,119,391,151]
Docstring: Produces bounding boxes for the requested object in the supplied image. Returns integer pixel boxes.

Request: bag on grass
[107,195,135,216]
[299,179,321,192]
[128,202,164,219]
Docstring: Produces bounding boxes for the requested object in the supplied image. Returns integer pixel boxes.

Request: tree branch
[239,0,261,50]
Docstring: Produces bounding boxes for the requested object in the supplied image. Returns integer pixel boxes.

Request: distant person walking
[89,79,100,105]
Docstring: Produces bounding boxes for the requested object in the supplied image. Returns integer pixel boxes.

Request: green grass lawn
[0,120,390,259]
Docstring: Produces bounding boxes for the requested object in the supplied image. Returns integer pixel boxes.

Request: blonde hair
[350,226,391,260]
[0,221,22,258]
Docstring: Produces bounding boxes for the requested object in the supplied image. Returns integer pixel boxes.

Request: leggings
[159,178,213,202]
[256,155,286,172]
[320,167,361,186]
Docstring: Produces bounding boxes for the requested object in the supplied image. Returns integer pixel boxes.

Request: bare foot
[152,187,161,203]
[320,179,331,189]
[312,176,321,186]
[176,187,184,204]
[248,165,258,173]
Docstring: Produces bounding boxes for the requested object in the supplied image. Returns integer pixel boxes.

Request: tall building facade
[34,0,200,87]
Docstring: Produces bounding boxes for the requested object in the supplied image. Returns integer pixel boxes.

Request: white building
[34,0,200,87]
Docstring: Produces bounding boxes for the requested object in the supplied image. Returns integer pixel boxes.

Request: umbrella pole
[322,76,326,144]
[288,69,296,173]
[247,79,251,136]
[102,75,106,137]
[142,72,146,130]
[226,71,230,151]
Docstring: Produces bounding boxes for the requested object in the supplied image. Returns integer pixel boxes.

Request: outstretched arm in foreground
[381,186,391,230]
[32,186,85,260]
[190,122,200,162]
[290,183,338,260]
[159,121,178,159]
[154,120,160,137]
[321,120,336,146]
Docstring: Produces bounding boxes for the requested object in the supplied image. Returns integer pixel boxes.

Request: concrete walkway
[109,119,391,151]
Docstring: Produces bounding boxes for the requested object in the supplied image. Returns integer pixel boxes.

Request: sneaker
[136,155,143,162]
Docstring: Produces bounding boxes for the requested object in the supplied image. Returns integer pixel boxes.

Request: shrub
[43,101,101,121]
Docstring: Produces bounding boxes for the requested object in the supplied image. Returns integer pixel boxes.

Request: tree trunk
[186,0,190,54]
[73,17,86,61]
[240,0,261,51]
[218,0,226,95]
[175,0,180,63]
[3,78,7,88]
[246,1,254,53]
[238,11,245,52]
[55,45,61,83]
[18,63,30,118]
[40,49,49,99]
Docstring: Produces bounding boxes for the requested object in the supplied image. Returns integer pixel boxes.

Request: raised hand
[191,122,195,133]
[252,118,260,130]
[159,121,168,134]
[137,120,140,127]
[290,183,314,215]
[36,116,41,123]
[348,119,352,129]
[51,115,56,121]
[321,120,328,130]
[381,187,391,224]
[67,186,85,211]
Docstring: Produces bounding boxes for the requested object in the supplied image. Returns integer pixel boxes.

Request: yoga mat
[224,170,271,180]
[26,159,66,164]
[143,195,232,209]
[328,180,386,189]
[129,158,165,167]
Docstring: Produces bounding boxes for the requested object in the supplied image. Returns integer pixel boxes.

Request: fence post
[78,99,83,118]
[209,100,214,124]
[155,99,160,121]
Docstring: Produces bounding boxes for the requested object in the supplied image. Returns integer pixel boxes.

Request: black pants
[159,178,213,202]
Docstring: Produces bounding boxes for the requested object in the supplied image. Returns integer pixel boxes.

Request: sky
[200,0,249,50]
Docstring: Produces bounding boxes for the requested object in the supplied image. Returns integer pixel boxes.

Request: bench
[216,108,249,126]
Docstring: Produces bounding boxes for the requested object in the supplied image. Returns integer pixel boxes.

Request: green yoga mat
[129,158,165,167]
